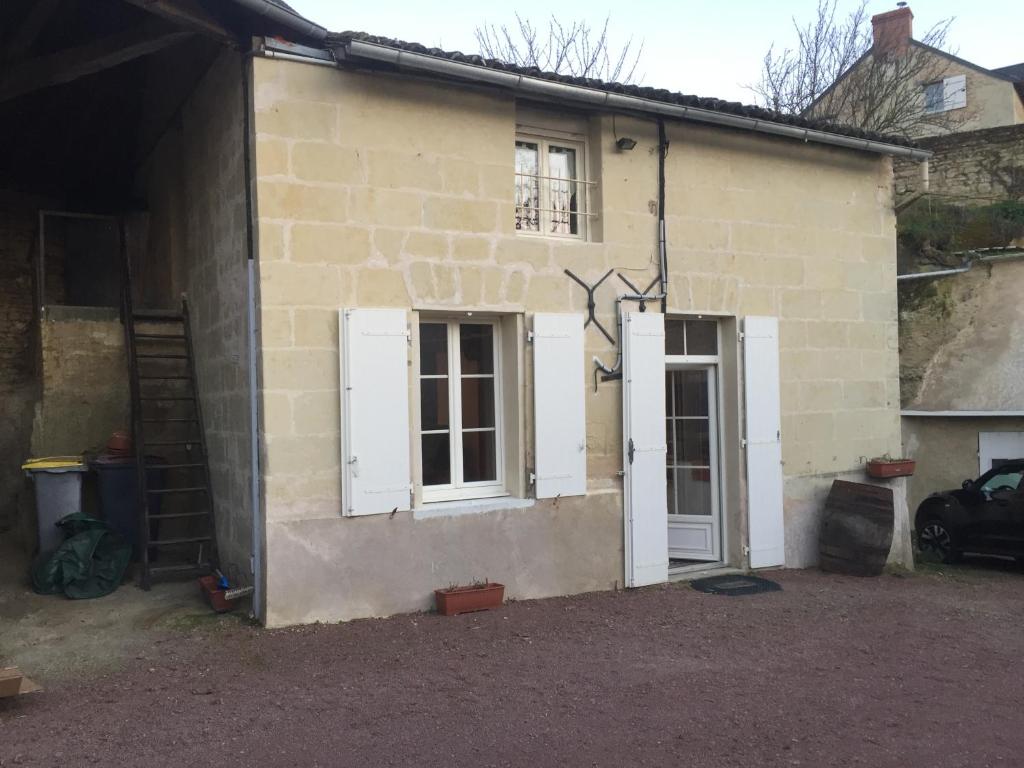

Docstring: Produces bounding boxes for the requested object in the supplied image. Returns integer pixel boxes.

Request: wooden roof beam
[117,0,232,40]
[0,20,192,104]
[4,0,63,61]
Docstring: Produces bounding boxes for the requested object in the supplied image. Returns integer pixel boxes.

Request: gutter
[232,0,327,42]
[339,40,932,161]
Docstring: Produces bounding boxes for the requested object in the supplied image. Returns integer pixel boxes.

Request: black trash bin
[91,456,166,561]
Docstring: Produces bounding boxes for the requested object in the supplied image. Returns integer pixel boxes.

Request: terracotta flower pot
[434,583,505,616]
[866,458,916,479]
[198,575,236,613]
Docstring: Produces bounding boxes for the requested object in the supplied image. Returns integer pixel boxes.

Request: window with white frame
[923,74,967,114]
[515,132,592,239]
[419,319,504,501]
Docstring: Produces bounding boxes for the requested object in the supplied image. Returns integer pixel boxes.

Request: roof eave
[339,39,930,161]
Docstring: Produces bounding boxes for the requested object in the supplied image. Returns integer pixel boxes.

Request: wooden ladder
[123,296,218,590]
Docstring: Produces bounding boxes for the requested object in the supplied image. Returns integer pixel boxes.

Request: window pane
[422,433,451,486]
[461,378,495,429]
[676,467,712,516]
[515,141,540,232]
[420,323,447,375]
[459,324,494,374]
[685,320,718,355]
[462,430,497,483]
[420,379,449,431]
[676,418,710,466]
[665,320,685,355]
[672,370,709,418]
[548,146,578,235]
[666,468,677,516]
[924,82,944,113]
[665,417,676,465]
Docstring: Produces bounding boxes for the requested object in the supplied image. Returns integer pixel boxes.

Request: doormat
[690,575,782,596]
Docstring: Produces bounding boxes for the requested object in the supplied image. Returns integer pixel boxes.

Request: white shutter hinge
[738,331,745,342]
[528,471,536,486]
[741,438,747,449]
[527,330,535,343]
[249,555,255,574]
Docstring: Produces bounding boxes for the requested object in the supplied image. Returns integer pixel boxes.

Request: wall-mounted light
[616,137,637,151]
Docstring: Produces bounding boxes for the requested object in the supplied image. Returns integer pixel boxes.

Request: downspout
[239,48,263,622]
[658,119,668,313]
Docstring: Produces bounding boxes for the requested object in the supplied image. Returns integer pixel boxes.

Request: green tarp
[31,514,131,599]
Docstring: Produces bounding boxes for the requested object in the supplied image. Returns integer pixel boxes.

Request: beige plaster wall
[252,57,905,625]
[139,50,253,582]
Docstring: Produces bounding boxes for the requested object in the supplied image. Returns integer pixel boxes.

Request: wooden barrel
[819,480,894,576]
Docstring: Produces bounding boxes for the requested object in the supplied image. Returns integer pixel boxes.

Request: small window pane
[515,141,540,232]
[422,433,451,486]
[548,146,578,235]
[462,430,497,483]
[676,467,712,516]
[420,379,449,431]
[665,320,686,355]
[685,320,717,355]
[420,323,447,375]
[924,81,944,113]
[672,370,709,418]
[460,377,495,429]
[460,324,494,374]
[666,468,677,516]
[677,418,710,466]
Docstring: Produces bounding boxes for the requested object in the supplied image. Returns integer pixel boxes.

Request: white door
[622,312,668,587]
[666,365,721,561]
[979,432,1024,474]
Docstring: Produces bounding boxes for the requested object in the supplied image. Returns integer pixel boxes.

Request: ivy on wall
[898,199,1024,268]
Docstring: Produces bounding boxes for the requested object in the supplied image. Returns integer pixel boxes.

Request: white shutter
[533,313,587,498]
[744,316,785,568]
[943,74,966,110]
[622,311,668,587]
[340,308,411,516]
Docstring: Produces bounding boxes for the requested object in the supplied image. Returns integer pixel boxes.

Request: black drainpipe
[658,119,669,313]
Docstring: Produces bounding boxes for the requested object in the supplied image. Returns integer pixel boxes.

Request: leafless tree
[474,14,643,84]
[748,0,960,137]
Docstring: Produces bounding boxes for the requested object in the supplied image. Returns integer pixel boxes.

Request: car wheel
[917,519,958,564]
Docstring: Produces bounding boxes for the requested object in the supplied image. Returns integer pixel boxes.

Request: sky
[286,0,1023,104]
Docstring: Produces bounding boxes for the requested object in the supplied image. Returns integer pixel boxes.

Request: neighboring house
[0,0,927,626]
[807,5,1024,138]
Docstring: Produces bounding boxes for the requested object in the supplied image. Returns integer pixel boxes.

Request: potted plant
[866,454,916,479]
[434,580,505,616]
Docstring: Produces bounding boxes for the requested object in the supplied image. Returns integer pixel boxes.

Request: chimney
[871,4,913,56]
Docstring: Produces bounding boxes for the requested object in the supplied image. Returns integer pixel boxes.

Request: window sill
[413,496,535,520]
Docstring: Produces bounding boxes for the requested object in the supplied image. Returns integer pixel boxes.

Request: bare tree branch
[746,0,963,137]
[474,14,644,84]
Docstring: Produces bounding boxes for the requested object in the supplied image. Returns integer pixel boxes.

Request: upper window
[419,319,504,502]
[665,317,719,357]
[515,132,592,239]
[923,74,966,114]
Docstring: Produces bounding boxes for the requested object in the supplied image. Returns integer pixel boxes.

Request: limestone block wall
[894,123,1024,202]
[140,50,253,583]
[251,57,905,624]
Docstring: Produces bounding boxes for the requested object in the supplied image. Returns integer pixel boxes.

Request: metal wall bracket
[564,268,615,344]
[617,273,662,312]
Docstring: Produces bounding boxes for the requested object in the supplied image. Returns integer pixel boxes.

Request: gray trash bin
[22,457,88,554]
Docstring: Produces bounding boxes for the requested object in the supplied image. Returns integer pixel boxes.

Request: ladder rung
[148,511,210,520]
[139,375,192,380]
[137,353,188,359]
[150,462,204,469]
[145,440,202,446]
[147,486,208,495]
[150,536,212,546]
[141,418,198,423]
[133,310,183,321]
[138,396,195,401]
[135,333,186,340]
[148,562,212,576]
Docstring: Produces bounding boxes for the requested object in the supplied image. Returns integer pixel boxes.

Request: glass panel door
[665,365,721,561]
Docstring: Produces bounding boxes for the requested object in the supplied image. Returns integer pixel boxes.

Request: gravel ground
[2,564,1023,767]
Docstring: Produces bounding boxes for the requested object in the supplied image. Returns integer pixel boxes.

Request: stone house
[807,5,1024,139]
[0,0,927,626]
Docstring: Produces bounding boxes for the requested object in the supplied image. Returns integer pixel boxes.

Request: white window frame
[419,317,506,503]
[923,74,967,114]
[514,129,593,241]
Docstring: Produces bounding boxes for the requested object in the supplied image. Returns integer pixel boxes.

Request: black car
[915,460,1024,563]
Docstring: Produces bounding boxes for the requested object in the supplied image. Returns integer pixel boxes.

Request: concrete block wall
[140,50,253,584]
[251,57,906,624]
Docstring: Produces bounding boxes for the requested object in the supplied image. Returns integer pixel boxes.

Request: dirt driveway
[2,563,1023,767]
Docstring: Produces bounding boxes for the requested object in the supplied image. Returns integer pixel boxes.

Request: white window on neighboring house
[419,319,504,502]
[923,74,967,114]
[514,132,593,239]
